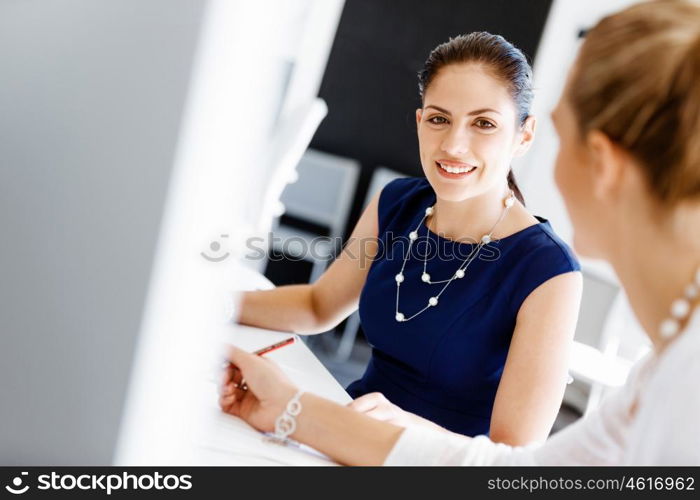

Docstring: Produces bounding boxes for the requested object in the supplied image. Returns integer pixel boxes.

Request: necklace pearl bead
[421,273,431,283]
[455,269,465,279]
[409,231,418,241]
[660,318,680,339]
[425,206,434,216]
[504,197,514,208]
[481,235,491,244]
[657,265,700,341]
[671,298,691,319]
[428,297,438,306]
[395,273,404,284]
[395,312,405,322]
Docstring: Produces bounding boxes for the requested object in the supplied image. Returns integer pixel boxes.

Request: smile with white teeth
[437,162,477,174]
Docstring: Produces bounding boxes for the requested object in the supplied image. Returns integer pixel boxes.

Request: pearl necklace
[394,191,515,322]
[659,265,700,340]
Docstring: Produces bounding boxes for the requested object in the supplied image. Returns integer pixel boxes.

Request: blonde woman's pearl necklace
[394,191,515,322]
[659,265,700,339]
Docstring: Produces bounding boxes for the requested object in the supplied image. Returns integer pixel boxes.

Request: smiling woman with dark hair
[234,31,582,445]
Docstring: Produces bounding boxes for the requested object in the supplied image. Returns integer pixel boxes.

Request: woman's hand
[219,346,299,433]
[347,392,413,428]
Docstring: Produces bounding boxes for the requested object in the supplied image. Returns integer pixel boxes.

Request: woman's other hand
[347,392,412,427]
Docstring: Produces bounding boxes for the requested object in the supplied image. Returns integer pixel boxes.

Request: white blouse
[384,309,700,465]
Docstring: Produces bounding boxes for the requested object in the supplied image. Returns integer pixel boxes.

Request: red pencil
[252,336,296,356]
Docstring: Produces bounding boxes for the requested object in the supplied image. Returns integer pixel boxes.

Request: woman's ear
[415,108,423,127]
[513,115,536,157]
[586,130,625,201]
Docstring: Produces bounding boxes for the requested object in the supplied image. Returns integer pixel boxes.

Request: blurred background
[0,0,650,464]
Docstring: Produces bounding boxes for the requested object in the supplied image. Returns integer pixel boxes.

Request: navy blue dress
[347,177,580,436]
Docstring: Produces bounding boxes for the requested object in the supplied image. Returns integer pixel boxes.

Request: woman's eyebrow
[467,108,501,116]
[425,104,451,114]
[425,104,501,116]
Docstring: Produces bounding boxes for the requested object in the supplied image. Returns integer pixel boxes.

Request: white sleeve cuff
[384,427,536,466]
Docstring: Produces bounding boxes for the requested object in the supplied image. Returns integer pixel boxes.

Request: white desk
[192,260,350,465]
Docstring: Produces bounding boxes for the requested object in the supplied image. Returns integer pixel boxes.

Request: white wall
[510,0,649,412]
[514,0,638,257]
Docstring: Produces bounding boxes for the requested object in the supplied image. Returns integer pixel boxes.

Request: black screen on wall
[309,0,553,235]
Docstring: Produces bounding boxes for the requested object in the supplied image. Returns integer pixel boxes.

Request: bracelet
[264,390,304,445]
